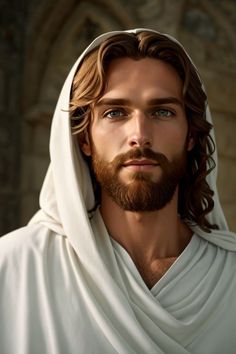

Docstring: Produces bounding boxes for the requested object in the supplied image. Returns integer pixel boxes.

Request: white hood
[29,28,236,249]
[25,28,236,354]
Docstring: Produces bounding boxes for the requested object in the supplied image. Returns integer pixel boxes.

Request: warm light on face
[81,57,190,210]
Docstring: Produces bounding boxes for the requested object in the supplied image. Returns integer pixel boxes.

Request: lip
[123,159,159,166]
[122,159,159,171]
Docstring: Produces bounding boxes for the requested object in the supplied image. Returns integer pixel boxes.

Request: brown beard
[91,147,187,212]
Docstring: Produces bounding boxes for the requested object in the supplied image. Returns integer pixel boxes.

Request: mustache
[111,148,169,169]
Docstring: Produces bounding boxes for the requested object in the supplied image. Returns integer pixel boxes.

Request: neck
[100,189,192,266]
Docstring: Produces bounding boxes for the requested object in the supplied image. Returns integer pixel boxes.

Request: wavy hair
[70,31,218,232]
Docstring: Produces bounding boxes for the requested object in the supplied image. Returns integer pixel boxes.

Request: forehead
[102,57,183,99]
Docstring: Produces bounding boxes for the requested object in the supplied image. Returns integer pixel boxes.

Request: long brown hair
[70,31,218,232]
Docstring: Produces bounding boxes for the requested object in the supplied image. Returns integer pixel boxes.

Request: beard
[91,146,187,212]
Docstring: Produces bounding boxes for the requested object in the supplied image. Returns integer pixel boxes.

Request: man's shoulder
[0,223,55,265]
[194,232,236,274]
[193,228,236,254]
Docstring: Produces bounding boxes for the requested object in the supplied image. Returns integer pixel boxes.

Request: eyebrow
[96,97,184,108]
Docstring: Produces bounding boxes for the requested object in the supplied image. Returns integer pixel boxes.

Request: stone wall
[1,0,236,235]
[179,0,236,230]
[0,0,26,235]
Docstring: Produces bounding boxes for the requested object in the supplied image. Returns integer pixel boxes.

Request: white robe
[1,29,236,354]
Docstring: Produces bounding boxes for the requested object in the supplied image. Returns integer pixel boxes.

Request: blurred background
[0,0,236,236]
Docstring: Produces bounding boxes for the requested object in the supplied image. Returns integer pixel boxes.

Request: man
[0,29,236,354]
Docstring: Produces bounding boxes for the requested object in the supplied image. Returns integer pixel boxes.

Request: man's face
[80,57,193,211]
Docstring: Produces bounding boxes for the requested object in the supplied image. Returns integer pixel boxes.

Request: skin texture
[80,57,194,288]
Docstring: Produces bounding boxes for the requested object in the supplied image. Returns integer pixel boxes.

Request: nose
[128,111,152,148]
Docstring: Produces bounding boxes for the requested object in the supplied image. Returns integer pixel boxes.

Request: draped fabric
[1,29,236,354]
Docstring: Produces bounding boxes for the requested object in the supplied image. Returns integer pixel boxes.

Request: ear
[187,134,195,151]
[78,130,92,156]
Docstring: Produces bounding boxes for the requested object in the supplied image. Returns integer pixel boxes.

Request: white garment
[1,29,236,354]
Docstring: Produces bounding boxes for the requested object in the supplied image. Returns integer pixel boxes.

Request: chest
[137,257,177,289]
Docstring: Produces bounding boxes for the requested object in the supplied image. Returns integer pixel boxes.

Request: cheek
[172,122,189,145]
[90,123,125,158]
[154,127,188,154]
[89,132,114,163]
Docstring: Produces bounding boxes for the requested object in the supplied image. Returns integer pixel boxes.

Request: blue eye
[104,109,125,118]
[152,109,174,118]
